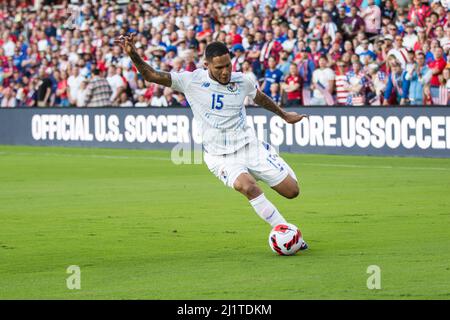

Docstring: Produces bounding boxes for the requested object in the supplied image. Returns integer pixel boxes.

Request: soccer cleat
[299,240,309,251]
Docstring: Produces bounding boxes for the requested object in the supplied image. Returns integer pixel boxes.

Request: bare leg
[271,175,300,199]
[233,172,263,200]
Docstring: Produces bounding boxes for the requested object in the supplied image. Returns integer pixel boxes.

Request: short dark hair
[205,41,230,61]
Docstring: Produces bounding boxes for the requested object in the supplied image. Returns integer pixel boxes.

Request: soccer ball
[268,223,303,256]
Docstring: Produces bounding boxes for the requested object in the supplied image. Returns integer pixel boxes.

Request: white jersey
[170,68,258,155]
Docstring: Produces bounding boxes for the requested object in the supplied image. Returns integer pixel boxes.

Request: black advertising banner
[1,107,449,158]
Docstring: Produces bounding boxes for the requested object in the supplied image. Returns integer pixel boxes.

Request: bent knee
[285,184,300,199]
[234,180,261,199]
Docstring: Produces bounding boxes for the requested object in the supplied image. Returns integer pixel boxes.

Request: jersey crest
[226,82,239,93]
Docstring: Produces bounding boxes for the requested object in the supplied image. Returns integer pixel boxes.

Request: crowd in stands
[1,0,450,108]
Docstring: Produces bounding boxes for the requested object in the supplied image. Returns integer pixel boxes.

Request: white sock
[249,193,287,227]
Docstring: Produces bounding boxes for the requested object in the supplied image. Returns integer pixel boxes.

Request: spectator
[228,23,243,45]
[327,41,343,67]
[413,27,428,52]
[441,67,450,105]
[1,87,17,108]
[404,51,432,105]
[321,12,338,42]
[295,48,315,88]
[358,39,377,65]
[150,86,169,107]
[246,30,264,78]
[408,0,432,28]
[428,46,447,101]
[75,79,88,107]
[50,70,60,106]
[277,50,292,77]
[282,29,297,53]
[134,79,147,103]
[106,66,126,103]
[342,6,365,41]
[135,95,149,107]
[320,35,333,56]
[423,84,434,105]
[335,60,350,105]
[84,68,113,107]
[269,83,281,105]
[118,90,133,107]
[384,61,408,105]
[386,23,399,40]
[387,34,410,69]
[259,30,282,69]
[310,55,335,105]
[26,78,39,108]
[366,63,387,105]
[346,61,368,106]
[231,44,245,72]
[336,6,348,31]
[184,51,197,72]
[281,63,302,107]
[2,32,16,57]
[242,60,258,106]
[242,60,258,85]
[67,66,84,106]
[163,87,178,106]
[15,80,29,107]
[123,64,137,90]
[36,68,52,107]
[308,39,323,67]
[403,22,419,51]
[361,0,382,38]
[382,1,396,21]
[56,70,70,107]
[324,0,340,25]
[262,56,283,96]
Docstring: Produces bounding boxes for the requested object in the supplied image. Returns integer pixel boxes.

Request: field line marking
[1,151,450,171]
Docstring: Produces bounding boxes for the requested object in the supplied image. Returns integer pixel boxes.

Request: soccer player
[115,34,308,249]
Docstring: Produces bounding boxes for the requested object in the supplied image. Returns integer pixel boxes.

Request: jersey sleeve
[242,73,258,100]
[170,71,193,93]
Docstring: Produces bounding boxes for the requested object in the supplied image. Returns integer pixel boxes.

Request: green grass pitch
[0,145,449,299]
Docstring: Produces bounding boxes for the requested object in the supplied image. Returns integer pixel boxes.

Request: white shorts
[203,139,297,189]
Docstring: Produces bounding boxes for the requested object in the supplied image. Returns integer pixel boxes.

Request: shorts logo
[220,169,228,181]
[267,155,284,172]
[227,82,239,92]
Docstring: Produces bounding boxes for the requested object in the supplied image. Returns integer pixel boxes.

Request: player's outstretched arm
[115,33,172,87]
[253,89,307,124]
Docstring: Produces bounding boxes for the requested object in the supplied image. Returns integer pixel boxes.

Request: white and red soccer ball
[268,223,303,256]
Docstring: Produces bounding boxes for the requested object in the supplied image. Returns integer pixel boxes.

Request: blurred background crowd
[1,0,450,108]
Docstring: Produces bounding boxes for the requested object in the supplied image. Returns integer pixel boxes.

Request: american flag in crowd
[432,86,449,105]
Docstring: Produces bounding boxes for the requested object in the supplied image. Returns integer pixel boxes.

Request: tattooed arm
[115,33,172,87]
[253,89,307,124]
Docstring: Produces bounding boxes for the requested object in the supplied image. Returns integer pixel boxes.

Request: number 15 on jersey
[211,94,224,110]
